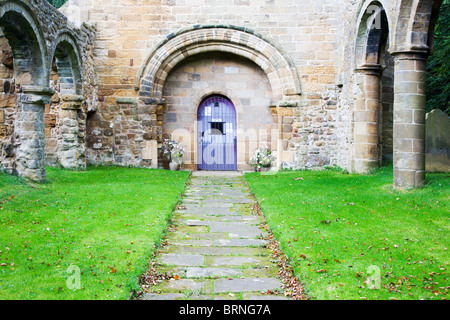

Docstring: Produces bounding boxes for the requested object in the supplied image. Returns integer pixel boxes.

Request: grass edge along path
[244,166,449,300]
[0,166,190,300]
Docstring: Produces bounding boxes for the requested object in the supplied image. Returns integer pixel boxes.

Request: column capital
[390,51,428,61]
[60,94,84,110]
[19,86,55,105]
[356,64,382,76]
[61,94,84,102]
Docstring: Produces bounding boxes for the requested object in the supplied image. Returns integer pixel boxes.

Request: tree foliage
[426,0,450,114]
[46,0,68,9]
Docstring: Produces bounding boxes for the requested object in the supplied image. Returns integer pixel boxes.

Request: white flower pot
[169,161,179,171]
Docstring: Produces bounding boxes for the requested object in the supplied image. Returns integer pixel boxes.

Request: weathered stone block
[44,114,57,127]
[277,107,294,116]
[282,124,293,133]
[393,169,417,189]
[394,124,425,140]
[0,124,8,137]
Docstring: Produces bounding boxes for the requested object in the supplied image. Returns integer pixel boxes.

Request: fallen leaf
[315,269,327,273]
[108,266,117,273]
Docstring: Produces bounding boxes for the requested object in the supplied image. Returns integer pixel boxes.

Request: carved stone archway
[136,25,302,102]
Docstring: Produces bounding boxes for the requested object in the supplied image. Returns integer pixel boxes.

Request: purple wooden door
[198,96,237,171]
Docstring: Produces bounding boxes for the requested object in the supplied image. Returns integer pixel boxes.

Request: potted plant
[161,138,186,170]
[249,146,273,172]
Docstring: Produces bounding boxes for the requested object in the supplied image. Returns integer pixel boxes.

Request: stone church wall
[64,0,361,171]
[0,0,445,190]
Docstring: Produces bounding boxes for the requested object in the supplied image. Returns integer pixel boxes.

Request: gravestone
[425,109,450,172]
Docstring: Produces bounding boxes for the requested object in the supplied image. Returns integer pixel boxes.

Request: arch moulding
[135,25,302,102]
[0,0,49,86]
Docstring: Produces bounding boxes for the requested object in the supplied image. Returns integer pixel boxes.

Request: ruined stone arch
[355,0,393,68]
[352,0,393,174]
[0,0,48,86]
[49,31,86,170]
[393,0,444,53]
[50,31,83,95]
[135,25,301,102]
[0,0,52,181]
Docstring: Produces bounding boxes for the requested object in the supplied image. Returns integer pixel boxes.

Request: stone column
[139,98,165,169]
[58,94,84,169]
[274,101,297,170]
[353,64,381,173]
[392,52,427,189]
[15,86,54,181]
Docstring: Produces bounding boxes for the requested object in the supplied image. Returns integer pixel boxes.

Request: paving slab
[213,239,268,247]
[205,256,272,267]
[185,267,243,278]
[214,278,283,293]
[155,279,213,293]
[171,232,229,240]
[165,245,266,256]
[158,254,205,267]
[242,293,291,300]
[141,171,288,300]
[142,293,187,300]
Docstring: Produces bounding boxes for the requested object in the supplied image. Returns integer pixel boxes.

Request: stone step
[213,239,268,247]
[146,278,283,294]
[168,232,229,240]
[173,211,243,218]
[157,253,205,267]
[169,231,264,240]
[157,266,278,279]
[142,293,187,300]
[204,255,273,268]
[209,223,264,231]
[173,213,257,221]
[142,291,289,301]
[151,279,213,294]
[164,267,245,278]
[180,201,234,207]
[184,191,247,196]
[184,220,261,227]
[164,245,267,256]
[213,278,283,294]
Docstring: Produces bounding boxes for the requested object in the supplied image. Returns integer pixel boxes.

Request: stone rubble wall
[0,0,97,178]
[0,36,16,174]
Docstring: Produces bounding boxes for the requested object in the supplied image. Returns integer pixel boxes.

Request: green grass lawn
[245,166,449,300]
[0,166,190,300]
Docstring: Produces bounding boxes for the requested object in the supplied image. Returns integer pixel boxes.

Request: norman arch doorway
[197,95,237,171]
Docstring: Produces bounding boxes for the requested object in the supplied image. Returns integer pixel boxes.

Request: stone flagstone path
[141,171,290,300]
